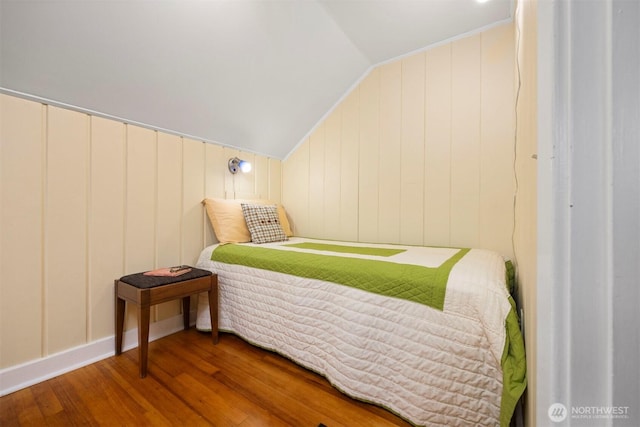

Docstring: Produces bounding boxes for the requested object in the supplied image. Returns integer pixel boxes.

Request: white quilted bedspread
[195,238,513,426]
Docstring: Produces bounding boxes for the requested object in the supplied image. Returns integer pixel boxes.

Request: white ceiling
[0,0,512,159]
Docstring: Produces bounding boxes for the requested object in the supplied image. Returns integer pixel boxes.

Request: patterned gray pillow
[241,203,288,244]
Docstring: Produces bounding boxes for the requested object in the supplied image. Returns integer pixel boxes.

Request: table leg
[182,296,190,330]
[137,304,150,378]
[208,275,219,344]
[115,281,126,355]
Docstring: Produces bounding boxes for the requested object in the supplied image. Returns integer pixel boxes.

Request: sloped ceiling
[0,0,512,159]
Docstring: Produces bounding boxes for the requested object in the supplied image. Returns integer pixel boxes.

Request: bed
[194,235,526,426]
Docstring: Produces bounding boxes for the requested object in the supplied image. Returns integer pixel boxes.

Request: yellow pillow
[202,198,293,243]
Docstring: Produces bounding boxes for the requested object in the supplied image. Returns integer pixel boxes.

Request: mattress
[195,237,526,426]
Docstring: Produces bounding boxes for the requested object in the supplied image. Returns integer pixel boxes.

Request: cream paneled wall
[0,93,281,369]
[283,23,516,258]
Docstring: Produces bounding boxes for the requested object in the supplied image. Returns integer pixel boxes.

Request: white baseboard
[0,311,196,396]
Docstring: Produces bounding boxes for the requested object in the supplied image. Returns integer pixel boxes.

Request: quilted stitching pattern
[195,240,526,427]
[197,263,503,426]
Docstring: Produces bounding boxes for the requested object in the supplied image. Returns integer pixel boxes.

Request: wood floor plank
[67,363,148,425]
[29,381,64,419]
[177,372,250,424]
[100,355,209,426]
[0,330,412,426]
[3,388,45,425]
[47,375,98,425]
[149,348,255,425]
[93,361,174,426]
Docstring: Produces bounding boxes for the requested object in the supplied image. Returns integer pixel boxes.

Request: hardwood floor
[1,330,412,426]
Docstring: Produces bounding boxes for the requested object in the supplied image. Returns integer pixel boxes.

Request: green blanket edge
[500,296,527,427]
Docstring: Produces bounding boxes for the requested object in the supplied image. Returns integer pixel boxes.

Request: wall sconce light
[228,157,252,174]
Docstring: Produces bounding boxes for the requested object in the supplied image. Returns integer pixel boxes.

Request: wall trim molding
[536,0,640,423]
[0,311,196,396]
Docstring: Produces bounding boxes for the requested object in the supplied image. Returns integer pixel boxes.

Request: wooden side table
[115,268,218,378]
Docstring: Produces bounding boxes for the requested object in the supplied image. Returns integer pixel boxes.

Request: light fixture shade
[228,157,252,174]
[239,160,252,173]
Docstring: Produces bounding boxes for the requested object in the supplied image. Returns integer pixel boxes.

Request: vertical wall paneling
[254,155,269,200]
[1,94,283,374]
[282,140,310,236]
[308,126,326,238]
[268,159,282,203]
[156,133,183,266]
[424,45,452,247]
[124,125,157,274]
[155,133,183,321]
[378,62,402,244]
[357,70,381,243]
[239,151,257,198]
[124,125,157,329]
[182,139,206,266]
[340,90,360,241]
[480,24,516,257]
[89,116,125,340]
[0,95,44,367]
[204,143,225,199]
[222,147,238,197]
[400,53,426,245]
[204,143,225,246]
[45,106,89,355]
[450,35,482,249]
[181,138,205,317]
[324,108,342,240]
[283,23,516,260]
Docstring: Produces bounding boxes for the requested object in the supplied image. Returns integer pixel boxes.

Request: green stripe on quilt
[211,244,469,310]
[283,242,406,257]
[505,259,515,294]
[500,298,528,427]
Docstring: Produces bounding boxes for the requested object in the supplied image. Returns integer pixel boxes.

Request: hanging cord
[512,1,522,264]
[512,0,524,329]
